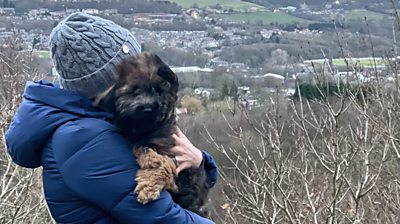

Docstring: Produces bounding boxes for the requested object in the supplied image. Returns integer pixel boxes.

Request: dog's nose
[142,107,153,113]
[138,103,158,113]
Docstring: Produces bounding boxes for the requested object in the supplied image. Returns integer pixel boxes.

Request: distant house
[202,38,220,49]
[28,8,50,17]
[238,86,251,95]
[171,66,214,73]
[0,31,13,40]
[194,88,212,98]
[82,8,99,15]
[66,9,80,15]
[50,11,66,19]
[209,58,229,69]
[0,8,15,15]
[260,29,274,39]
[240,99,259,110]
[265,87,277,93]
[251,73,285,80]
[264,73,285,79]
[284,88,296,96]
[133,13,179,25]
[186,8,202,19]
[230,62,249,72]
[279,6,297,13]
[102,9,118,16]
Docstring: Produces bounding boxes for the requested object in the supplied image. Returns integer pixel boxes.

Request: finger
[168,146,182,155]
[174,155,187,165]
[171,134,180,142]
[175,127,186,138]
[176,162,190,174]
[172,133,184,146]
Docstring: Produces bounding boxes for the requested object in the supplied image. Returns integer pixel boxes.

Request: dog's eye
[129,88,140,96]
[153,87,162,97]
[161,82,170,89]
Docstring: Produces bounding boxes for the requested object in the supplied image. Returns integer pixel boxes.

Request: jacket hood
[6,80,112,168]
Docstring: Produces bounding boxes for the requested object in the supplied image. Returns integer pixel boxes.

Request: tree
[180,95,204,114]
[270,33,280,43]
[229,82,239,115]
[221,83,229,100]
[271,49,288,65]
[229,82,238,101]
[1,37,52,224]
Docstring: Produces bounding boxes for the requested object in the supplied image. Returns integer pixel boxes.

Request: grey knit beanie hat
[49,12,141,99]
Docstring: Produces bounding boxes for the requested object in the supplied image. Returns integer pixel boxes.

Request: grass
[332,58,386,67]
[19,50,51,59]
[333,59,385,66]
[309,58,387,68]
[167,0,264,10]
[211,11,308,25]
[34,50,50,59]
[342,9,387,21]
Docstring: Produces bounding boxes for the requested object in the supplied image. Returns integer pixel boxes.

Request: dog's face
[96,53,179,137]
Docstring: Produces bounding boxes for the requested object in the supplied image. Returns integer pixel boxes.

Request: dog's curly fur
[94,52,210,215]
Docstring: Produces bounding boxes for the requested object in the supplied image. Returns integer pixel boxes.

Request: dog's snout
[142,107,153,113]
[138,102,158,113]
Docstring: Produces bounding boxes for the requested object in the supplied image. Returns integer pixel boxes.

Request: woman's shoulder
[50,117,132,166]
[53,118,124,149]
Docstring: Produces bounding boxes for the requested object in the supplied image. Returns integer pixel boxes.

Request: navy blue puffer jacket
[6,81,217,224]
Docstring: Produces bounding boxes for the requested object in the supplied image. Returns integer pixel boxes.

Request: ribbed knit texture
[49,12,141,99]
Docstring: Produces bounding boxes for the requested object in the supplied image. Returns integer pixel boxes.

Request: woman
[6,12,217,224]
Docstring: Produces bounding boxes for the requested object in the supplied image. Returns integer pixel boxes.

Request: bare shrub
[0,42,53,223]
[181,95,205,114]
[184,71,400,223]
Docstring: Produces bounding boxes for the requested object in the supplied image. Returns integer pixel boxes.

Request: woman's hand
[168,127,203,174]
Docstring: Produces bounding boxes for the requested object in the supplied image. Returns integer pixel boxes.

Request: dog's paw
[135,185,162,204]
[166,180,178,192]
[134,148,163,169]
[135,169,165,204]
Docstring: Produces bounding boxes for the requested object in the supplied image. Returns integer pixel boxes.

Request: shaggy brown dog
[94,52,209,215]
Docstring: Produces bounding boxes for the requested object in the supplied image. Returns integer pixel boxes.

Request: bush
[180,80,400,222]
[293,82,345,99]
[180,95,205,114]
[0,44,52,223]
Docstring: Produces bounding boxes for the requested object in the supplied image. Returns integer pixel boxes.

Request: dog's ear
[152,54,179,92]
[158,65,177,84]
[93,85,116,113]
[116,58,131,80]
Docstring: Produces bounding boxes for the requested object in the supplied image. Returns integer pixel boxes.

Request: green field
[167,0,263,10]
[34,50,50,59]
[310,58,387,68]
[211,11,308,24]
[20,50,51,59]
[343,9,387,21]
[332,58,386,67]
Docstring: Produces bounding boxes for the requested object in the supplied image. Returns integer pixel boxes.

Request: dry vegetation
[0,41,53,223]
[1,34,400,224]
[180,72,400,223]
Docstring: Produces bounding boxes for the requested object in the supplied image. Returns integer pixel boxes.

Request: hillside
[210,11,310,25]
[244,0,392,8]
[166,0,265,10]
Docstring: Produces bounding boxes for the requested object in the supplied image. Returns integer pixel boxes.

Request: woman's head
[49,12,141,99]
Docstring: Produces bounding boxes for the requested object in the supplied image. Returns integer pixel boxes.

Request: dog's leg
[134,148,178,204]
[135,169,167,204]
[134,147,163,169]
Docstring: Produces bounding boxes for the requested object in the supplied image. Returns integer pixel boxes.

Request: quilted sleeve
[202,151,218,187]
[58,127,214,224]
